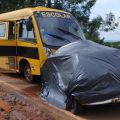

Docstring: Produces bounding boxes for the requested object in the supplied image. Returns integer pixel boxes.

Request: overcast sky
[91,0,120,41]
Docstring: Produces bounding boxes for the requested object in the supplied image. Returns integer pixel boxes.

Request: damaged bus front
[35,11,86,56]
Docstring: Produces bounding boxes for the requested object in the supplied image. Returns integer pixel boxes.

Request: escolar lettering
[41,12,71,19]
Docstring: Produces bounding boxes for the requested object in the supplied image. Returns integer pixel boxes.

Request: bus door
[0,21,17,72]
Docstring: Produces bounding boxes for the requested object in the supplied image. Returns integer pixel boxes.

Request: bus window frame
[18,18,37,44]
[8,22,16,40]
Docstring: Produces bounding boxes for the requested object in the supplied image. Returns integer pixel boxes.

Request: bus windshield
[35,11,86,49]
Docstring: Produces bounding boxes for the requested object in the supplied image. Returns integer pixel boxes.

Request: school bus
[0,7,85,83]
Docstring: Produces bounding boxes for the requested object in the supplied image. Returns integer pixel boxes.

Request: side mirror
[26,17,33,31]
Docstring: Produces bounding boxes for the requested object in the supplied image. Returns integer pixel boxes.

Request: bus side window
[9,22,15,40]
[19,20,36,43]
[0,23,6,37]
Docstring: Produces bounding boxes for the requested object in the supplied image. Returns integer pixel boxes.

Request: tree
[86,13,119,43]
[101,13,119,32]
[86,16,103,43]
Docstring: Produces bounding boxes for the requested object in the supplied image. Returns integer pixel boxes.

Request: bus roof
[0,6,70,21]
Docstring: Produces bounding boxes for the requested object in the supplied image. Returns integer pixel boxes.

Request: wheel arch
[19,59,30,74]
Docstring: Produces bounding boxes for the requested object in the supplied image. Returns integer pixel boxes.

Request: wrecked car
[40,11,120,114]
[41,39,120,114]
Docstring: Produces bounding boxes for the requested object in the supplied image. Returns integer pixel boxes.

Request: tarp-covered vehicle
[40,10,120,114]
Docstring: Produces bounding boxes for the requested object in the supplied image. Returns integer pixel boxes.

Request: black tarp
[40,40,120,109]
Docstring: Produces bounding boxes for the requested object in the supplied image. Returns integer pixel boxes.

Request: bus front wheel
[24,63,34,83]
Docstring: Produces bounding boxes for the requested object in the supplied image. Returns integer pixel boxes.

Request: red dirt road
[0,74,80,120]
[0,73,120,120]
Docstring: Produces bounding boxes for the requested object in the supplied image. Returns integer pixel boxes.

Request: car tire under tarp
[67,98,83,115]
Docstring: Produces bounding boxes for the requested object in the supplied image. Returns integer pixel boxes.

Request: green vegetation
[0,0,119,47]
[104,41,120,49]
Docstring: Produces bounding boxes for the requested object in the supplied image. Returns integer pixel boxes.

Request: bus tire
[24,63,34,83]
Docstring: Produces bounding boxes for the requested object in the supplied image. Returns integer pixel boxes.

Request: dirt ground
[0,74,80,120]
[0,85,54,120]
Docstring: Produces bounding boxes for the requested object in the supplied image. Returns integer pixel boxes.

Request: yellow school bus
[0,7,85,82]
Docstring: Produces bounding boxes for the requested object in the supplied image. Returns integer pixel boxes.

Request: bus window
[8,22,15,40]
[19,20,36,43]
[0,23,6,37]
